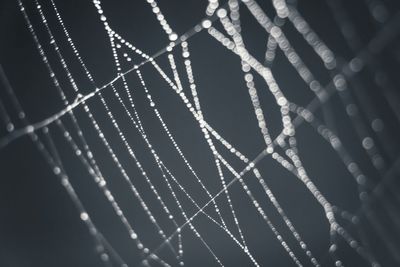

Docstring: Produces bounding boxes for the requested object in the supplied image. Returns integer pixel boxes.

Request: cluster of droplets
[4,0,398,266]
[208,2,383,266]
[332,0,397,172]
[27,1,194,266]
[93,1,377,266]
[101,0,268,266]
[142,40,305,266]
[141,2,262,264]
[146,0,178,41]
[126,2,313,265]
[206,0,220,16]
[132,10,322,265]
[282,1,391,178]
[137,67,266,266]
[43,0,186,262]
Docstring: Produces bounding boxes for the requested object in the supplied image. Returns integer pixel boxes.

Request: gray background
[1,0,400,266]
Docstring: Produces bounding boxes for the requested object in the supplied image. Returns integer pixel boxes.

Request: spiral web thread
[1,0,400,266]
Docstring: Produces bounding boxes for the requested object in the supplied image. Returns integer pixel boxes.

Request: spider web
[1,0,400,266]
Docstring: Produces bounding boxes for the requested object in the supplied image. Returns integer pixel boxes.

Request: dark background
[1,0,400,266]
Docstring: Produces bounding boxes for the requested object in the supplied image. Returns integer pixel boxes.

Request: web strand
[2,0,400,266]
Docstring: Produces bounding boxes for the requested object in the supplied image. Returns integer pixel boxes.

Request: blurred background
[1,0,400,266]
